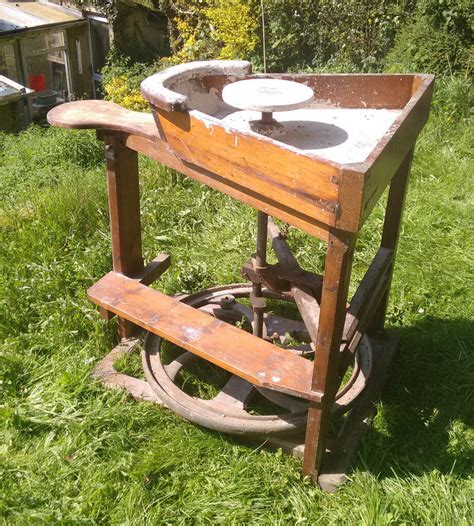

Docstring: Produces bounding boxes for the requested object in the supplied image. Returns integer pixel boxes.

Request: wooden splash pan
[48,60,434,491]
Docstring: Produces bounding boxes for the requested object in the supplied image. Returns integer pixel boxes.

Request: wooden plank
[103,134,144,338]
[343,247,393,341]
[155,108,341,226]
[87,272,321,402]
[292,285,320,346]
[249,73,418,109]
[126,134,332,241]
[104,135,143,277]
[139,254,171,286]
[99,254,171,321]
[303,231,356,482]
[369,149,414,332]
[360,75,434,223]
[335,167,365,232]
[47,100,157,140]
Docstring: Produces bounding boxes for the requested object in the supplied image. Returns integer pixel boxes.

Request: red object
[29,73,46,91]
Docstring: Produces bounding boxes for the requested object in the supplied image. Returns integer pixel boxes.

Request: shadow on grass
[119,314,473,483]
[145,315,473,484]
[357,315,473,480]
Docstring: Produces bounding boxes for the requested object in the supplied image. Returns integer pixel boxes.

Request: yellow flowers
[206,0,258,60]
[164,0,258,64]
[102,0,259,109]
[103,75,148,111]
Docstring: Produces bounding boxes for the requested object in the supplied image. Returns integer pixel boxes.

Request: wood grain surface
[88,272,321,402]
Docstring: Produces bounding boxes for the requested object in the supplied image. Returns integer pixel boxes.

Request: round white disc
[222,78,314,113]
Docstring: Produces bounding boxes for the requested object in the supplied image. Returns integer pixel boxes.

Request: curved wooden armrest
[47,100,157,140]
[140,60,252,112]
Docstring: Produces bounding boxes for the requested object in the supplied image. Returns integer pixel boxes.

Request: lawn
[0,78,472,524]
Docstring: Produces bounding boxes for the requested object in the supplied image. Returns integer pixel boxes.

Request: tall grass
[0,79,472,524]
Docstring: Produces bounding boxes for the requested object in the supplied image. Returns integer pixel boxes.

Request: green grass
[1,78,473,524]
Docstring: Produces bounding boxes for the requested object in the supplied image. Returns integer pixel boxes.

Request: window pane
[0,43,19,82]
[22,31,65,56]
[27,50,68,99]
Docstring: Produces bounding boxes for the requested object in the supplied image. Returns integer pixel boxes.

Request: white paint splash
[220,108,401,164]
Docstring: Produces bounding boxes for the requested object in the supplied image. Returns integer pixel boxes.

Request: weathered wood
[266,218,323,294]
[369,149,414,333]
[100,253,171,321]
[211,375,254,411]
[343,247,393,341]
[103,134,144,337]
[138,253,171,285]
[318,332,399,492]
[88,271,321,402]
[302,231,356,482]
[104,135,143,276]
[47,65,434,490]
[249,73,422,110]
[125,134,333,241]
[360,77,433,224]
[47,73,434,240]
[239,333,399,491]
[292,285,320,346]
[141,60,252,112]
[47,100,157,140]
[93,338,160,403]
[154,108,341,227]
[267,217,300,270]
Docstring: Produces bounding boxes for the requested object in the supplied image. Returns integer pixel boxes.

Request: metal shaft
[261,111,273,124]
[253,211,268,338]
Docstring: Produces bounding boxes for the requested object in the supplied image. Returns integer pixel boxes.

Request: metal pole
[253,211,268,338]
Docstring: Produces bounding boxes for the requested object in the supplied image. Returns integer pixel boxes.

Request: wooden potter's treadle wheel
[47,61,435,490]
[142,79,371,443]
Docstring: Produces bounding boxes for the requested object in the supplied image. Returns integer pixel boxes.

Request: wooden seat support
[88,271,321,402]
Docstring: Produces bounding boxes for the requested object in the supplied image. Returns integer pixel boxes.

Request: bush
[100,0,472,105]
[160,0,257,64]
[430,76,473,122]
[101,49,160,111]
[252,0,416,72]
[103,1,472,79]
[386,0,473,75]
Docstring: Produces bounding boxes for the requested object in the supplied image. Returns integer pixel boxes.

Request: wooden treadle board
[88,272,320,401]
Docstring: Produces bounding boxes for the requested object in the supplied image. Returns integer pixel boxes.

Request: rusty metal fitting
[250,291,266,312]
[219,294,236,310]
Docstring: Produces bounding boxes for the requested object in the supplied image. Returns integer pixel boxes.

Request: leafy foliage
[206,0,258,60]
[101,49,159,111]
[386,0,473,75]
[98,0,472,110]
[156,0,415,72]
[256,0,415,72]
[103,74,149,111]
[160,0,258,64]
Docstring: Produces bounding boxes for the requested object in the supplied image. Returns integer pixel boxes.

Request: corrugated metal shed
[0,0,82,33]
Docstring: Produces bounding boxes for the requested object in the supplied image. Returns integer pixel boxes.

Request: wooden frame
[47,61,434,489]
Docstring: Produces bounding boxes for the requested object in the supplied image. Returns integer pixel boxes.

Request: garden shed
[0,0,95,128]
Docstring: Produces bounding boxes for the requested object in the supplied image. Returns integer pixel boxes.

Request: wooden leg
[104,133,144,338]
[370,148,414,333]
[302,231,355,482]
